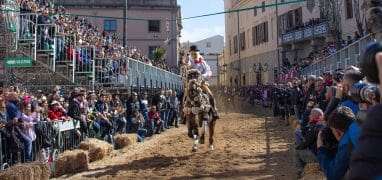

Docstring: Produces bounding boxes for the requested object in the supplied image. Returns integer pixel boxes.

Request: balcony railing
[55,0,177,7]
[282,22,329,45]
[299,34,373,77]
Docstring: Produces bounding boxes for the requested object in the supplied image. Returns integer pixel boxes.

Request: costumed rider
[188,45,219,120]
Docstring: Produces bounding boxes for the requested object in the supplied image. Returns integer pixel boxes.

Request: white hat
[51,100,60,105]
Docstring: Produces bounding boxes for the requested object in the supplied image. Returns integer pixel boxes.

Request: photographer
[294,108,325,178]
[348,42,382,178]
[316,106,360,180]
[324,68,363,118]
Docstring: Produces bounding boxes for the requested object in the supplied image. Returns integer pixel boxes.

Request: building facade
[56,0,182,69]
[181,35,224,86]
[224,0,366,86]
[225,0,279,86]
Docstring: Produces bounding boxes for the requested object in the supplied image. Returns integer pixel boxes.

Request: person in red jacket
[148,105,163,134]
[48,101,68,121]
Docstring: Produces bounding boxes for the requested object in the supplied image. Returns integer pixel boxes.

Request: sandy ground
[56,98,297,180]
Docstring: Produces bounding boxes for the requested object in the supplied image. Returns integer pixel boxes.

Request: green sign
[4,57,33,67]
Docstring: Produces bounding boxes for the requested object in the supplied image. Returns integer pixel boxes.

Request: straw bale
[301,163,325,180]
[114,134,136,149]
[0,161,50,180]
[78,138,113,162]
[54,149,89,177]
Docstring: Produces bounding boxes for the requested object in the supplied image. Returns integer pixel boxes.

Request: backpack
[35,121,52,149]
[3,126,24,153]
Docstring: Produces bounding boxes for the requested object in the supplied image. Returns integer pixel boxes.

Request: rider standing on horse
[187,45,219,120]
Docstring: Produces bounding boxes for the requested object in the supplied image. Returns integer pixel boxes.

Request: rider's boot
[202,84,220,120]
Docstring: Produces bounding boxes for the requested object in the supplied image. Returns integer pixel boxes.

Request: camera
[351,82,380,104]
[333,69,344,82]
[321,126,338,156]
[360,41,382,84]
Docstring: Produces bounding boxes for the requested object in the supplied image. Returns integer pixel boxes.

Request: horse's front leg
[208,118,216,150]
[199,114,208,144]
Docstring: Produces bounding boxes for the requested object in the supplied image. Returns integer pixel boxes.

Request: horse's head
[185,69,202,97]
[187,79,202,99]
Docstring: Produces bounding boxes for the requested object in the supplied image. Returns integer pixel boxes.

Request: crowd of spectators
[268,65,380,179]
[0,85,183,165]
[284,18,327,34]
[14,0,173,86]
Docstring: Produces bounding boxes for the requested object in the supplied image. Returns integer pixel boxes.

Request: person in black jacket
[125,92,142,133]
[295,108,325,178]
[302,75,316,112]
[315,77,328,110]
[67,91,86,136]
[290,80,303,120]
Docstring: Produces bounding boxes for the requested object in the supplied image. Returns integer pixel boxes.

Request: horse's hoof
[200,138,205,144]
[209,145,214,150]
[188,131,193,139]
[192,145,198,152]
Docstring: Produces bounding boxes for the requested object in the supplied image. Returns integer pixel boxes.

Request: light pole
[276,0,280,83]
[123,0,127,47]
[253,63,268,85]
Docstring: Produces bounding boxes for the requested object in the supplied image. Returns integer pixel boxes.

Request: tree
[319,0,344,46]
[363,0,382,40]
[152,47,166,64]
[354,0,365,36]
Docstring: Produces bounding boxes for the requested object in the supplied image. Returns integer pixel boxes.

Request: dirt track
[57,102,296,180]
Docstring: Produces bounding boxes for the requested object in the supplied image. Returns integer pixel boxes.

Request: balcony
[281,22,329,45]
[56,0,177,8]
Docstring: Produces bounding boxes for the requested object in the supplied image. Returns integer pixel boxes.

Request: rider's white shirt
[188,55,212,80]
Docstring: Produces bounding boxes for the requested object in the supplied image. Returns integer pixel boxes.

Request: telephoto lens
[351,82,380,104]
[360,41,382,84]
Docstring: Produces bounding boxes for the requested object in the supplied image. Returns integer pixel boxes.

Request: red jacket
[148,111,160,122]
[48,109,65,121]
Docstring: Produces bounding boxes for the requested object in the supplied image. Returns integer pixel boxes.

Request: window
[148,20,160,32]
[345,0,353,19]
[294,8,302,26]
[252,21,269,46]
[239,32,246,51]
[104,20,117,32]
[229,39,232,55]
[264,21,268,42]
[148,46,160,59]
[253,7,257,16]
[233,36,238,54]
[262,1,265,12]
[206,42,211,48]
[252,26,256,46]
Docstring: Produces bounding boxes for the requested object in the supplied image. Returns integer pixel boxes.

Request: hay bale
[301,163,325,179]
[114,134,136,149]
[0,162,50,180]
[54,149,89,177]
[78,138,113,162]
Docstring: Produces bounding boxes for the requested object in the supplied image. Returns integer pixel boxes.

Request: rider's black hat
[189,45,199,52]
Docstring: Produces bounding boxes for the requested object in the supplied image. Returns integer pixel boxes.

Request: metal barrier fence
[1,2,19,51]
[36,21,55,53]
[73,46,96,88]
[94,58,129,87]
[300,34,374,77]
[19,13,36,41]
[0,119,82,170]
[127,58,182,91]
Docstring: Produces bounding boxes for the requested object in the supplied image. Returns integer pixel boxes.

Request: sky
[178,0,225,43]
